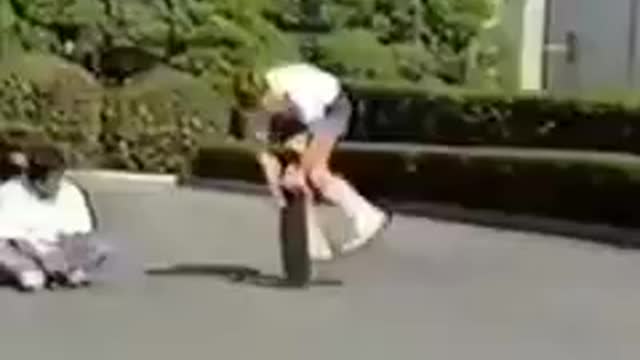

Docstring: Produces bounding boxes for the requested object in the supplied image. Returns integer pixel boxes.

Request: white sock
[321,175,388,251]
[306,200,333,260]
[322,175,378,220]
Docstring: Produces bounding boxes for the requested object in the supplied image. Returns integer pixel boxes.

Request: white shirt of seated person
[0,175,93,254]
[264,63,341,125]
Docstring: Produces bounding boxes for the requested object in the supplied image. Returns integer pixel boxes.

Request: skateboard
[273,148,342,288]
[279,185,311,286]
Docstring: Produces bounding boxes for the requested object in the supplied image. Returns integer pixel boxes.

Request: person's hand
[280,165,311,196]
[257,151,286,209]
[267,182,287,209]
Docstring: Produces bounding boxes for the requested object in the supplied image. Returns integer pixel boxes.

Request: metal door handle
[544,31,578,63]
[565,31,577,63]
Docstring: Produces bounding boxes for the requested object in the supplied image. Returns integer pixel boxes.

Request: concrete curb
[66,169,178,185]
[180,177,269,196]
[182,176,640,249]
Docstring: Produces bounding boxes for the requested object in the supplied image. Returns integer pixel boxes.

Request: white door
[544,0,636,94]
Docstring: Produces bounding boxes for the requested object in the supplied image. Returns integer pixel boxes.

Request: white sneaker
[66,269,91,287]
[307,219,334,261]
[340,207,390,255]
[308,232,334,261]
[306,202,334,262]
[17,270,46,292]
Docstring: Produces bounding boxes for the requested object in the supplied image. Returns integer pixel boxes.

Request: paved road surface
[0,177,639,360]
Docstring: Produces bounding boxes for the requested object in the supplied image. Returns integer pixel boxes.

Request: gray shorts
[307,92,352,139]
[268,92,352,144]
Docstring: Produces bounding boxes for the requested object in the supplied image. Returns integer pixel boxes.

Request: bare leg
[302,134,389,255]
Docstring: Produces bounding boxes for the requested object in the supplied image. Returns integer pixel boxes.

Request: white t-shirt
[265,63,341,125]
[0,176,94,252]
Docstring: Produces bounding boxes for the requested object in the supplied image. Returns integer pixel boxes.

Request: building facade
[509,0,640,94]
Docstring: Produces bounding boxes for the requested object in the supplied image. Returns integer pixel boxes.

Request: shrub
[0,54,104,166]
[99,66,230,173]
[190,142,640,229]
[343,82,640,153]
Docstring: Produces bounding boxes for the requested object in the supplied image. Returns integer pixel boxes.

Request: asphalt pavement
[0,176,638,360]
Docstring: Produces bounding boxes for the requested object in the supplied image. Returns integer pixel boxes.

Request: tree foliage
[1,0,503,90]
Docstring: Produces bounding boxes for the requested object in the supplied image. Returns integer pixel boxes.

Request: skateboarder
[0,143,110,291]
[233,62,391,260]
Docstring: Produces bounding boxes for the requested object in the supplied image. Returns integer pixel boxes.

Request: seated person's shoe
[17,270,46,292]
[65,268,91,288]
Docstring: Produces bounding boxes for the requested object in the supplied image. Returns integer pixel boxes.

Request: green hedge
[0,54,103,166]
[343,82,640,153]
[0,58,231,174]
[191,142,640,229]
[99,66,229,173]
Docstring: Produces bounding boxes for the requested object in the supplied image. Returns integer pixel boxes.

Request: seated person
[0,144,110,292]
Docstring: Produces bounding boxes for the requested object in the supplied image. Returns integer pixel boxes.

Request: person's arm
[247,104,296,208]
[257,150,286,208]
[56,180,94,237]
[0,180,30,240]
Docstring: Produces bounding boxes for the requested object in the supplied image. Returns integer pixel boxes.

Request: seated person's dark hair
[26,144,66,181]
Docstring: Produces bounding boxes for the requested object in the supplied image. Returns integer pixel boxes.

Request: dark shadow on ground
[379,201,640,250]
[145,263,343,289]
[180,178,640,250]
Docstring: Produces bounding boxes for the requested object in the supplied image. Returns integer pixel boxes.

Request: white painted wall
[518,0,546,90]
[495,0,546,91]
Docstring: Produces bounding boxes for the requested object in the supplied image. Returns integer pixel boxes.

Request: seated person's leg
[0,240,46,292]
[10,237,78,288]
[59,234,112,273]
[52,183,112,286]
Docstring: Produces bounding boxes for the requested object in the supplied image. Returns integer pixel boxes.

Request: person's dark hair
[25,144,67,181]
[268,112,306,144]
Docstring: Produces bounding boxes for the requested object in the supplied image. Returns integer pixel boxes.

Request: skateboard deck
[279,187,312,286]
